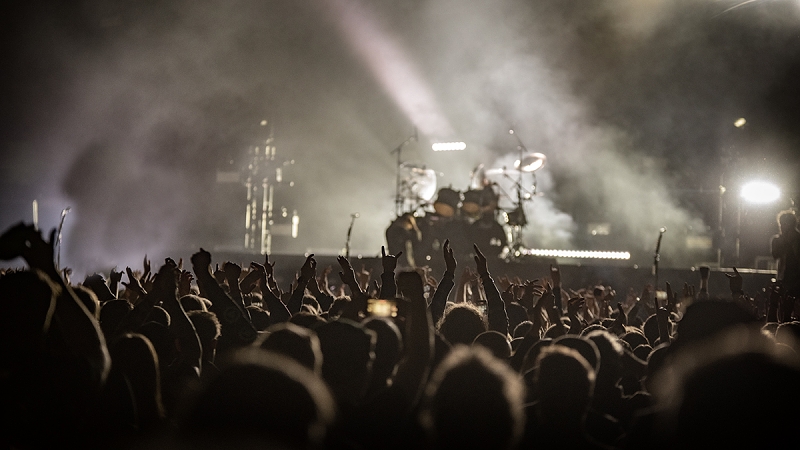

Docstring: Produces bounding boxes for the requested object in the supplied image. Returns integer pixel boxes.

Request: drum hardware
[390,127,420,216]
[498,128,548,255]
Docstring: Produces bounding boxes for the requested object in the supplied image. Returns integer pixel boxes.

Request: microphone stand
[345,213,359,259]
[652,227,666,303]
[390,128,418,217]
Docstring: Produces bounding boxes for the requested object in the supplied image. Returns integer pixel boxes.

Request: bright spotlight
[733,118,746,128]
[740,181,780,204]
[432,142,467,151]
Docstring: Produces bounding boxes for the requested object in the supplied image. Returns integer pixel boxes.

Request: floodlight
[740,180,780,204]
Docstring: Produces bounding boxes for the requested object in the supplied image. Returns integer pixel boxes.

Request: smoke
[2,0,799,276]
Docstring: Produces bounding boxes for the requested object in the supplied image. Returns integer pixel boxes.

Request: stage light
[734,118,746,128]
[520,248,631,260]
[740,180,780,204]
[432,142,467,151]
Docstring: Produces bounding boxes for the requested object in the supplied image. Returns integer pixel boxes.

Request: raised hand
[665,281,678,313]
[223,261,242,281]
[567,296,585,317]
[109,268,123,297]
[501,283,516,304]
[381,245,402,274]
[142,255,151,283]
[109,268,123,287]
[179,270,193,297]
[191,248,212,270]
[440,239,456,275]
[337,255,360,294]
[725,267,744,296]
[473,243,489,276]
[122,266,146,296]
[319,266,334,296]
[0,223,57,274]
[154,260,179,295]
[263,254,276,278]
[656,306,671,343]
[300,254,317,281]
[681,282,696,302]
[356,264,372,292]
[609,303,627,335]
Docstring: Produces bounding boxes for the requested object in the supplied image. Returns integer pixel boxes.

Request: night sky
[2,0,799,276]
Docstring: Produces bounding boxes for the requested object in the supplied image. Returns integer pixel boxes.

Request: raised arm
[429,239,457,325]
[379,245,401,299]
[474,244,509,336]
[191,249,257,350]
[155,259,203,373]
[550,264,563,316]
[250,262,291,324]
[509,281,545,372]
[287,254,316,314]
[394,270,434,407]
[566,296,585,335]
[337,255,363,297]
[305,269,335,313]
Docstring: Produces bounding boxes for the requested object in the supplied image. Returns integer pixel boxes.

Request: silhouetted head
[505,302,528,335]
[673,300,757,350]
[777,209,797,233]
[256,321,322,375]
[420,345,525,450]
[187,310,222,363]
[775,321,800,353]
[180,294,210,312]
[513,320,533,339]
[642,314,661,346]
[138,321,177,373]
[552,334,601,374]
[473,330,512,360]
[621,329,649,351]
[181,348,336,449]
[362,316,403,394]
[521,338,553,375]
[99,299,133,339]
[71,284,100,319]
[585,329,624,393]
[246,305,270,331]
[438,303,487,346]
[103,333,165,432]
[532,345,596,425]
[653,326,800,448]
[633,343,653,362]
[314,319,376,406]
[146,305,171,328]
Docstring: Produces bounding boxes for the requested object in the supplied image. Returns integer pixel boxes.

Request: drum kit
[390,150,547,262]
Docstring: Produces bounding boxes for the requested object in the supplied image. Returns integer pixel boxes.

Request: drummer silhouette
[416,187,470,271]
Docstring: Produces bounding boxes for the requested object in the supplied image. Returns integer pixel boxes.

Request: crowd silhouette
[1,209,799,449]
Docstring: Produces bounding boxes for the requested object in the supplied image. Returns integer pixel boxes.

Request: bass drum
[467,216,507,259]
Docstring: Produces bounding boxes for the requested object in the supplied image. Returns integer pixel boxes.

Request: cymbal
[515,152,547,172]
[399,162,437,202]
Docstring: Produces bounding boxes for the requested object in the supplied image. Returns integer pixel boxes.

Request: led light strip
[520,249,631,260]
[432,142,467,151]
